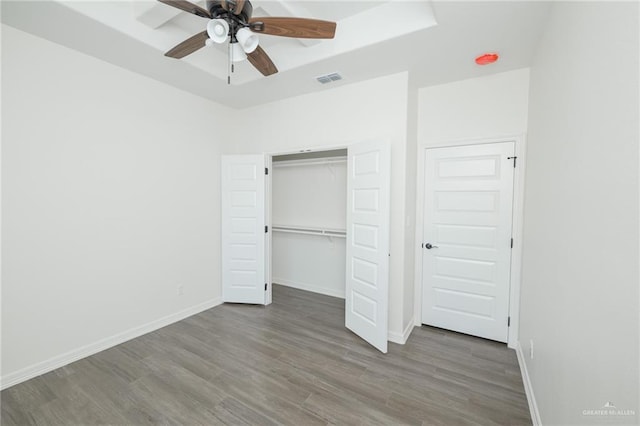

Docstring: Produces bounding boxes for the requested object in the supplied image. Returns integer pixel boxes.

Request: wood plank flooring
[1,285,531,425]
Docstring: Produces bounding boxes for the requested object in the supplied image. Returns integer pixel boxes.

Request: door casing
[413,135,527,349]
[264,143,349,307]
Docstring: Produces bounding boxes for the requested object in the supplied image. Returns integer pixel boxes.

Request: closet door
[345,140,391,353]
[221,155,267,304]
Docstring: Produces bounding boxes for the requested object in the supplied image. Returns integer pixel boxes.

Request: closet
[271,149,347,299]
[220,139,391,352]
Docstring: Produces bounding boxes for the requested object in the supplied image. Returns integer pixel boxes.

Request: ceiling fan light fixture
[207,19,229,44]
[231,42,247,62]
[236,27,259,53]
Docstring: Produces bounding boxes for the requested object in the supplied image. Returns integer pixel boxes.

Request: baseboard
[1,297,222,390]
[388,320,415,345]
[273,277,345,299]
[516,341,542,426]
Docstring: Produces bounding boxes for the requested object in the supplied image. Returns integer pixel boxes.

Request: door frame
[413,135,527,349]
[264,143,350,307]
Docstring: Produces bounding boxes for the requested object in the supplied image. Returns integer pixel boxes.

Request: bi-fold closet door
[221,140,391,353]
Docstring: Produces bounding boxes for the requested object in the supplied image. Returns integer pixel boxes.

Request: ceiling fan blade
[247,46,278,76]
[249,17,336,39]
[157,0,212,18]
[165,31,209,59]
[220,0,229,10]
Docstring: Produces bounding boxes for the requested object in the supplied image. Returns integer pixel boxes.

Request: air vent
[316,72,343,84]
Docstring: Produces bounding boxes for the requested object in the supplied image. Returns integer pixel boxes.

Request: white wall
[521,3,639,425]
[272,161,347,298]
[418,68,530,145]
[1,25,233,386]
[230,72,412,339]
[272,161,347,230]
[272,233,346,299]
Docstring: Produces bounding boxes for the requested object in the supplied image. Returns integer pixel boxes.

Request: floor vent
[316,72,343,84]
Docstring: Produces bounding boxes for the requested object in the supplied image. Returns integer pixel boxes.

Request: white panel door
[345,140,391,353]
[422,142,515,342]
[221,155,266,304]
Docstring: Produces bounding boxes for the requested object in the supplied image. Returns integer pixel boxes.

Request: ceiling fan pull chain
[227,38,232,85]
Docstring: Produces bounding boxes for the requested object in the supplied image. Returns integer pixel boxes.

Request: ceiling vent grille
[316,72,343,84]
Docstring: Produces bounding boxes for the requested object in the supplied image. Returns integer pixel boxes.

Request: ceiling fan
[158,0,337,80]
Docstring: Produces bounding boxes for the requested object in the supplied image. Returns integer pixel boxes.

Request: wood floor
[2,285,531,425]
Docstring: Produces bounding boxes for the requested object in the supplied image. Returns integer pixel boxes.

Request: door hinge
[265,167,269,175]
[265,283,268,291]
[507,156,517,168]
[510,238,514,248]
[265,225,268,233]
[508,316,511,327]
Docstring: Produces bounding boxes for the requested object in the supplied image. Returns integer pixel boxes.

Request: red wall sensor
[475,53,499,65]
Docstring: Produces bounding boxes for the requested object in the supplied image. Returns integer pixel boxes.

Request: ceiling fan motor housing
[207,0,253,21]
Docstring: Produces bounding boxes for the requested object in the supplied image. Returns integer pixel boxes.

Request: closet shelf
[272,157,347,168]
[272,225,346,238]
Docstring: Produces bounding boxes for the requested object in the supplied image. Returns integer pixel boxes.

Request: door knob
[424,243,439,249]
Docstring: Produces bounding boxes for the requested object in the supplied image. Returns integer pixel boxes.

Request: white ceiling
[1,1,551,109]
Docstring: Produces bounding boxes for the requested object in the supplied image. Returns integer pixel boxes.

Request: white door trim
[265,154,273,306]
[264,145,349,306]
[413,135,527,349]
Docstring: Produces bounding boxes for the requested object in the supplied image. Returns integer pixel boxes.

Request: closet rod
[272,225,346,238]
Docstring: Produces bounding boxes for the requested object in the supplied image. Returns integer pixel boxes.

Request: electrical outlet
[177,284,184,296]
[529,339,534,359]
